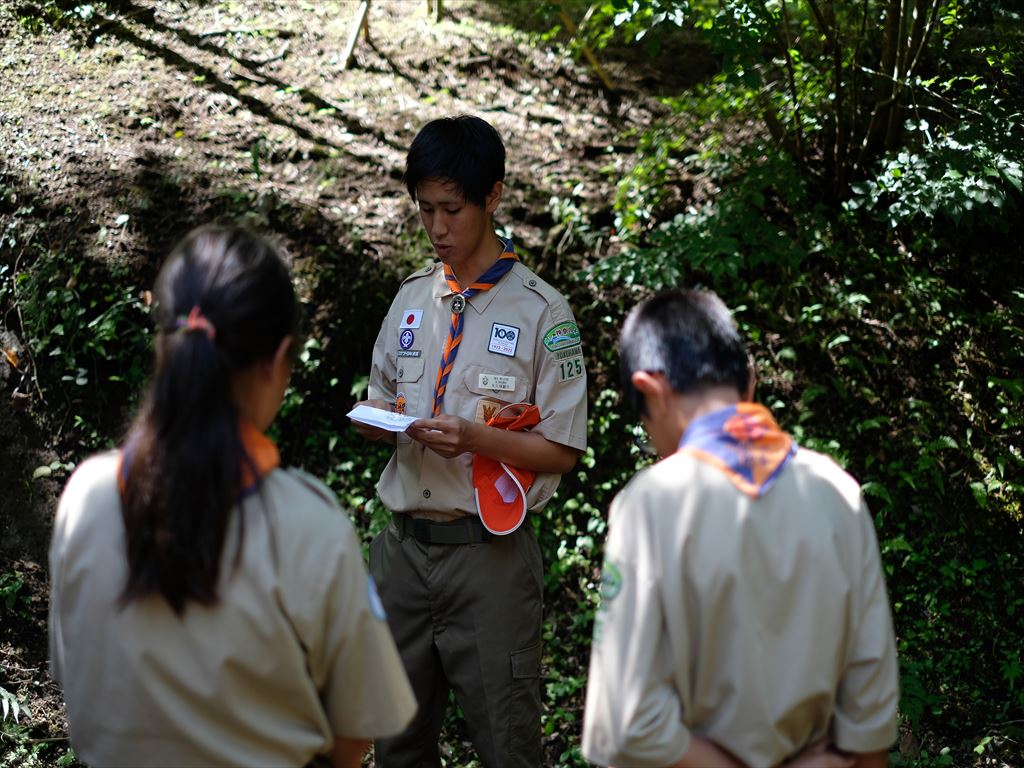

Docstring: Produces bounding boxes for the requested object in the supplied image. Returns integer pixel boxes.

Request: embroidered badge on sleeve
[543,321,581,352]
[556,355,584,383]
[400,310,423,329]
[592,558,624,645]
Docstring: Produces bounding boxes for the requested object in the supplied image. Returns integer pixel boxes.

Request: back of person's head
[620,289,749,414]
[404,115,506,207]
[121,225,299,615]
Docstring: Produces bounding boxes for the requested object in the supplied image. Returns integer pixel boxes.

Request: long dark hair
[121,225,298,615]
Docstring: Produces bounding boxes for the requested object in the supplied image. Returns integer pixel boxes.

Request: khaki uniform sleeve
[582,489,691,767]
[48,478,71,686]
[833,499,900,752]
[310,519,416,739]
[48,454,117,688]
[530,301,587,451]
[368,295,399,404]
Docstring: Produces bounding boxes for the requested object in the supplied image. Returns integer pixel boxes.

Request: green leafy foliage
[0,686,28,724]
[3,2,1021,766]
[543,2,1024,765]
[16,1,104,34]
[595,146,827,288]
[849,121,1023,234]
[0,571,30,618]
[15,247,152,448]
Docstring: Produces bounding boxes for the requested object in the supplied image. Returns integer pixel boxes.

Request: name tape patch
[479,373,516,391]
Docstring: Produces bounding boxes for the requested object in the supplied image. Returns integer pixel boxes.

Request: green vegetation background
[1,1,1022,766]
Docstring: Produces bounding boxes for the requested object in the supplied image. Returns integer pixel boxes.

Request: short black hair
[619,289,749,414]
[404,115,506,207]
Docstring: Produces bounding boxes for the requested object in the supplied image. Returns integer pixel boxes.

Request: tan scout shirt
[49,453,416,768]
[582,448,899,768]
[369,260,588,517]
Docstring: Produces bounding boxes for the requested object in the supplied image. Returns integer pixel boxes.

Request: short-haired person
[353,115,588,766]
[581,289,899,768]
[49,226,416,767]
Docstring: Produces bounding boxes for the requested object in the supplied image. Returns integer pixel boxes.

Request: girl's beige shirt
[50,453,416,767]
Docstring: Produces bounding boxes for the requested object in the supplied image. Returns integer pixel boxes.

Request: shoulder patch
[592,558,624,645]
[543,321,582,352]
[599,559,623,602]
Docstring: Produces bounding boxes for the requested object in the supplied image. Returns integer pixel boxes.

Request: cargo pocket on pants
[508,642,542,765]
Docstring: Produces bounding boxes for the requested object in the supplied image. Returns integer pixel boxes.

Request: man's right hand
[350,399,398,444]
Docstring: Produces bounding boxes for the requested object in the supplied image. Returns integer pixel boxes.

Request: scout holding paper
[351,115,588,767]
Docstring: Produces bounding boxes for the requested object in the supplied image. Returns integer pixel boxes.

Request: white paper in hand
[347,404,418,432]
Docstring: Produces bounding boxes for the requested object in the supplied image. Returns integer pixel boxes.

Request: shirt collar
[431,262,516,314]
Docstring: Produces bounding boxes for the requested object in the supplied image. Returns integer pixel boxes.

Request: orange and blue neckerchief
[678,402,797,498]
[118,421,280,500]
[431,238,519,417]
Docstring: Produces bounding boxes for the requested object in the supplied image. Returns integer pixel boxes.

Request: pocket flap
[462,364,531,404]
[510,642,541,679]
[396,356,425,383]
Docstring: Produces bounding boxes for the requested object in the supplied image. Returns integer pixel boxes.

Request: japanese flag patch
[400,310,423,329]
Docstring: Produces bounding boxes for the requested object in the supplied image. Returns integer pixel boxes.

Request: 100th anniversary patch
[488,322,520,357]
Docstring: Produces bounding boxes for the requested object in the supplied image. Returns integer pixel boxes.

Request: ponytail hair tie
[176,306,216,341]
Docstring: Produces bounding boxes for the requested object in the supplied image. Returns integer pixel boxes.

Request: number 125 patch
[557,355,584,383]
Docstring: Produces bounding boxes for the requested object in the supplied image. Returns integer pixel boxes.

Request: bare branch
[196,27,294,39]
[805,0,837,50]
[556,1,617,94]
[905,0,944,81]
[779,0,805,165]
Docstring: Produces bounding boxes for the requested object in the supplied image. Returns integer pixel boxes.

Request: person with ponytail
[49,225,415,767]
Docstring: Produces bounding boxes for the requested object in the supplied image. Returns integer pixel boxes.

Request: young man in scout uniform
[581,290,899,768]
[353,115,588,767]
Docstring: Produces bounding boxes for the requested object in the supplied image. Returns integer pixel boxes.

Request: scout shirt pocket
[394,356,425,429]
[461,363,532,425]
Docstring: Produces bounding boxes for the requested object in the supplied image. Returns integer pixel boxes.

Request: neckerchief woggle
[431,238,519,417]
[678,402,797,498]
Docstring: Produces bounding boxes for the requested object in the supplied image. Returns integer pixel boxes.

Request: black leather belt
[394,513,494,545]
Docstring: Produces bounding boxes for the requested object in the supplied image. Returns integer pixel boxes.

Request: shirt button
[422,489,431,499]
[398,368,404,378]
[528,279,537,287]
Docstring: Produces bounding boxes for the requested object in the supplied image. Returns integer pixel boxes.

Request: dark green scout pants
[369,515,544,768]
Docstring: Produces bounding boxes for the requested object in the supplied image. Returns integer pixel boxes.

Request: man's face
[416,178,498,276]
